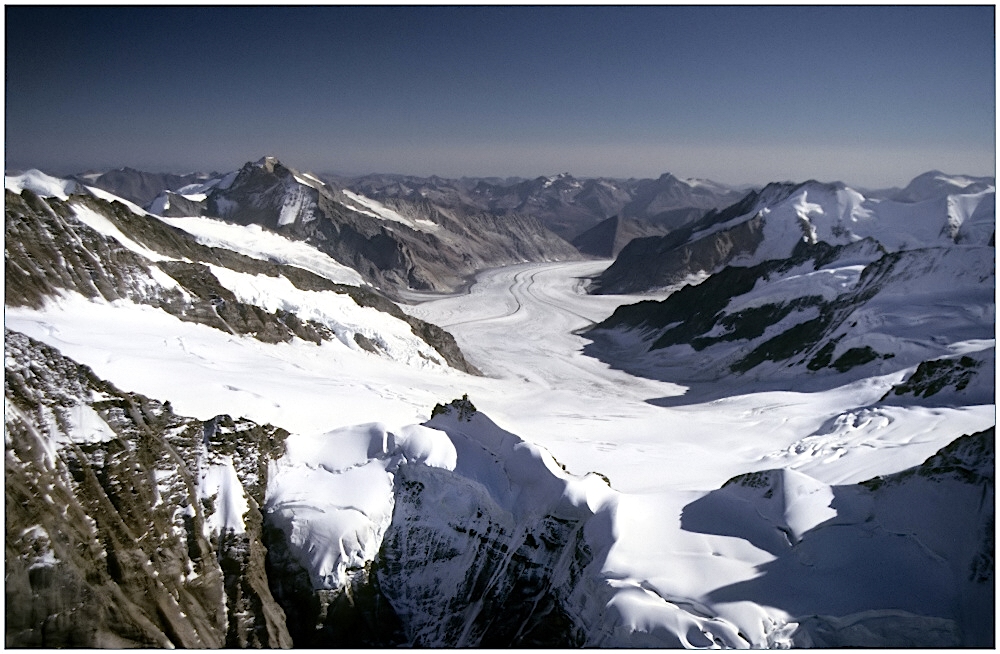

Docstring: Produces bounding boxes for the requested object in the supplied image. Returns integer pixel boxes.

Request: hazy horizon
[6,6,995,189]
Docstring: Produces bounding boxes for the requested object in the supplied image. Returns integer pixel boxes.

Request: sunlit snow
[156,214,365,286]
[340,188,440,233]
[4,169,78,199]
[70,203,171,262]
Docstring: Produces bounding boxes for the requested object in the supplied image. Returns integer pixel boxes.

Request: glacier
[4,167,994,647]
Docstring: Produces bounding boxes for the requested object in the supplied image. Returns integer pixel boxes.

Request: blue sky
[5,5,995,187]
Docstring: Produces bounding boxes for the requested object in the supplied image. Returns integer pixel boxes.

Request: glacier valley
[4,164,994,647]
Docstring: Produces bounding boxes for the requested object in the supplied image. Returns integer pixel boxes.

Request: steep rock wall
[4,330,292,648]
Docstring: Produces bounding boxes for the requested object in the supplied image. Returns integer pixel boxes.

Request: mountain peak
[894,170,995,203]
[253,156,282,173]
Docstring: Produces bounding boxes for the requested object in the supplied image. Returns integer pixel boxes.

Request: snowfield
[7,257,993,646]
[340,188,441,233]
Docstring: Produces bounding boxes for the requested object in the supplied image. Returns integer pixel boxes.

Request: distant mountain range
[339,170,750,246]
[72,158,582,298]
[71,163,754,266]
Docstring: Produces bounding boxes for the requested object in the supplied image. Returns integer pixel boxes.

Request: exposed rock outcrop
[585,239,993,384]
[4,330,292,648]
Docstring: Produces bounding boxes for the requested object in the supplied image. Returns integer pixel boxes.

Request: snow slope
[9,255,991,646]
[339,188,441,233]
[704,182,995,266]
[587,242,994,387]
[5,169,79,199]
[156,214,365,286]
[596,175,995,295]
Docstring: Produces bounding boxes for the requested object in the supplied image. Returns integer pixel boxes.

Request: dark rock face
[590,182,807,295]
[262,522,407,647]
[375,464,591,647]
[590,241,859,375]
[585,238,992,383]
[571,211,703,258]
[4,330,292,648]
[152,190,207,217]
[592,212,766,294]
[5,189,182,310]
[881,355,982,400]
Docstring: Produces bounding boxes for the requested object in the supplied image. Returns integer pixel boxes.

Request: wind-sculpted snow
[5,168,81,200]
[262,397,764,647]
[684,428,994,647]
[892,170,995,203]
[262,398,617,645]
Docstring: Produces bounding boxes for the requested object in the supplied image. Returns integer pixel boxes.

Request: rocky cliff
[5,330,292,647]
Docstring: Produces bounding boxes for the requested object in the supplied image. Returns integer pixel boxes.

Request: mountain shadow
[679,429,994,647]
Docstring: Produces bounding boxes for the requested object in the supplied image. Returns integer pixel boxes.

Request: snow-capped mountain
[75,166,219,207]
[891,170,996,203]
[4,169,477,374]
[76,162,748,260]
[7,328,992,646]
[5,163,994,648]
[587,237,994,384]
[584,172,994,389]
[593,175,994,295]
